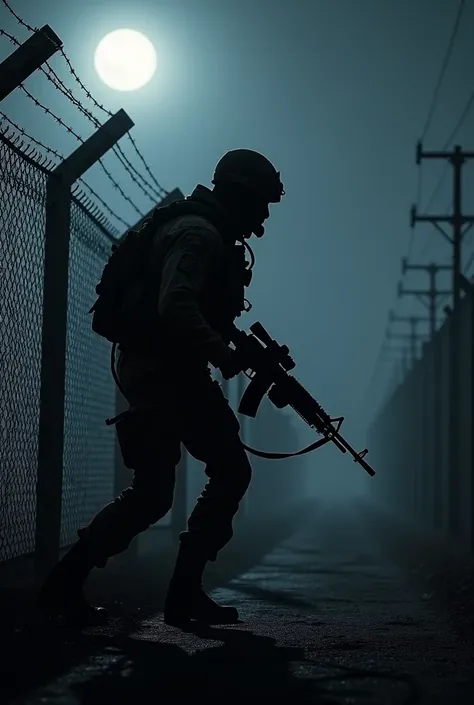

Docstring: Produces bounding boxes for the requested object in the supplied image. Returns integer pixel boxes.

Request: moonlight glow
[94,29,157,91]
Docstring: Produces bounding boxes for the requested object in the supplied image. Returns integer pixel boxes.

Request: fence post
[34,109,134,580]
[0,25,62,102]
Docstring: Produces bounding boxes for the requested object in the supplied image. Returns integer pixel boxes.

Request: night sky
[1,0,473,493]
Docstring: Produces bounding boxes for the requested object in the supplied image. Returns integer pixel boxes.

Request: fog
[1,0,473,505]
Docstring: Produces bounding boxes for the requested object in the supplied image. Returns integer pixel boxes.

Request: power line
[415,0,467,219]
[420,87,474,216]
[442,88,474,149]
[403,1,466,287]
[415,85,474,258]
[422,166,450,214]
[419,0,467,142]
[361,1,470,415]
[404,2,473,273]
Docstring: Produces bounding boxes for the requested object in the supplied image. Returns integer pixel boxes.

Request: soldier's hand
[219,349,242,380]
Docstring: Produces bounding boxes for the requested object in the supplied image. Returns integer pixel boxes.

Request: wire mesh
[0,136,46,561]
[60,200,117,547]
[0,130,120,559]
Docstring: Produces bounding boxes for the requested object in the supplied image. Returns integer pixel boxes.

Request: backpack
[90,195,254,347]
[90,199,197,346]
[89,218,159,346]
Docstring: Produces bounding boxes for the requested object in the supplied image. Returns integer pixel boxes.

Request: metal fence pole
[34,109,134,579]
[0,25,62,102]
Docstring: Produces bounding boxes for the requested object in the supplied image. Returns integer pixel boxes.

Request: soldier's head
[211,149,284,238]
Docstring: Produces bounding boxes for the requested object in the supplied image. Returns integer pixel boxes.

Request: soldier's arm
[158,225,231,368]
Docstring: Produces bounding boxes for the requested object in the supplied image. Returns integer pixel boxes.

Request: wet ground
[2,500,473,704]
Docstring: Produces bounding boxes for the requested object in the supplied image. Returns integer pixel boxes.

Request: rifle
[230,322,376,477]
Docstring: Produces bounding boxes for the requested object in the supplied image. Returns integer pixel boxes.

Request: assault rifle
[230,322,376,477]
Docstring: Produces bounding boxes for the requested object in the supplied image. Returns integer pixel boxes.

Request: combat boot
[36,533,108,627]
[163,542,239,627]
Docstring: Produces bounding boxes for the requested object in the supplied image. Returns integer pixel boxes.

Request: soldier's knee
[225,448,252,499]
[120,484,174,526]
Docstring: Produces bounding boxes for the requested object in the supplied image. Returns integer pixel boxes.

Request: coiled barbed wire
[0,111,132,230]
[0,28,160,215]
[1,0,169,200]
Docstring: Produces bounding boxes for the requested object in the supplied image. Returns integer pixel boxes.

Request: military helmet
[212,149,285,203]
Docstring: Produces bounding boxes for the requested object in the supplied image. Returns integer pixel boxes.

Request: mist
[1,0,473,506]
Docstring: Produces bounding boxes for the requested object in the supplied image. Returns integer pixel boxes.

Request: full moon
[94,29,157,91]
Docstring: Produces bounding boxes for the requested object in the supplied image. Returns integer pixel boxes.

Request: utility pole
[410,143,474,309]
[410,143,474,541]
[388,312,429,368]
[398,259,451,338]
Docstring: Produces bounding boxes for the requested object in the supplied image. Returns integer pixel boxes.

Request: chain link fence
[0,134,46,562]
[0,130,119,562]
[60,199,117,546]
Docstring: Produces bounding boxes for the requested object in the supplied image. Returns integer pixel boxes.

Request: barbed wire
[0,111,132,230]
[40,69,163,203]
[0,27,158,215]
[17,82,145,219]
[1,0,169,199]
[38,63,163,203]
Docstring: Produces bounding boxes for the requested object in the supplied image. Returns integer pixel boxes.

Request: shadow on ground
[1,503,315,703]
[6,625,419,705]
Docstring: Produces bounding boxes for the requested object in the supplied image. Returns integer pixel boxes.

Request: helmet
[212,149,285,203]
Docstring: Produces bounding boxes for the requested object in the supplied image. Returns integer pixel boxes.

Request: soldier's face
[243,197,270,238]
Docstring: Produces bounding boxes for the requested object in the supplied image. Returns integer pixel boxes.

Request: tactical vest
[91,193,252,350]
[199,237,252,343]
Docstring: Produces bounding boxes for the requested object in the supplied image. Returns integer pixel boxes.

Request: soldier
[37,149,285,627]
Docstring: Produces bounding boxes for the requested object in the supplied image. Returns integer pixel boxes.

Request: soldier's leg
[77,409,181,564]
[164,375,252,626]
[37,354,180,624]
[182,384,251,560]
[38,413,180,623]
